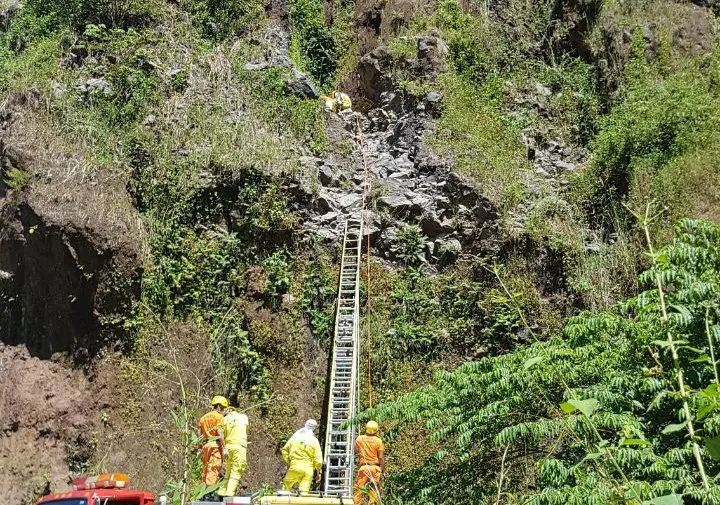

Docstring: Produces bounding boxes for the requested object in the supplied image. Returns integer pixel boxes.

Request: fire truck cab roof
[36,489,154,505]
[35,474,154,505]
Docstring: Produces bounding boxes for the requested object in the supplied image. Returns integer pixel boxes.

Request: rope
[355,114,374,409]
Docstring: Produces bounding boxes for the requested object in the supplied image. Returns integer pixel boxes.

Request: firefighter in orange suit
[353,421,386,505]
[198,395,228,488]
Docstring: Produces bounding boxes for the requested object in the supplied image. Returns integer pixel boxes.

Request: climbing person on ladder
[217,407,250,498]
[353,421,386,505]
[198,395,227,495]
[281,419,323,493]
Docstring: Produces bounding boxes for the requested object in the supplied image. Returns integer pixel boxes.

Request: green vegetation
[576,37,720,232]
[3,167,31,189]
[355,1,720,503]
[180,0,264,41]
[432,72,529,214]
[289,0,338,89]
[370,219,720,504]
[4,0,720,502]
[0,0,335,495]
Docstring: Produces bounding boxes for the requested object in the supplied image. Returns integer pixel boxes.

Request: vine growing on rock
[366,219,720,505]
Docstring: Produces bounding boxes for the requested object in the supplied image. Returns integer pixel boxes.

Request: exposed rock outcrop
[0,102,144,360]
[359,33,448,108]
[244,21,319,99]
[289,96,499,268]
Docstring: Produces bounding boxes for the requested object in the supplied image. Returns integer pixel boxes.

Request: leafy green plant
[26,474,52,505]
[22,0,162,31]
[179,0,264,40]
[210,312,270,403]
[263,252,291,298]
[396,225,425,267]
[299,254,336,341]
[289,0,337,89]
[539,55,600,145]
[3,167,32,190]
[365,219,720,505]
[575,47,720,228]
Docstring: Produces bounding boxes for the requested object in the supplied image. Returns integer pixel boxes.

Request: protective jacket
[218,410,249,497]
[281,427,323,492]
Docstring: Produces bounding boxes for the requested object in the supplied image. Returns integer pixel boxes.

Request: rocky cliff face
[293,99,500,267]
[2,0,719,502]
[0,95,146,503]
[1,98,144,360]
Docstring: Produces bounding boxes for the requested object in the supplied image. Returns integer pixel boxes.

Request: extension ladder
[322,216,363,497]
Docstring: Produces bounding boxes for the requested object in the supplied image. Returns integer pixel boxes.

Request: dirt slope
[0,345,108,504]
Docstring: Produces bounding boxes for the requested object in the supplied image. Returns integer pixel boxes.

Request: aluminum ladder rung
[323,216,362,497]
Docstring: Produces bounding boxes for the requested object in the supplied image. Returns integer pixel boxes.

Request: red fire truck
[35,474,154,505]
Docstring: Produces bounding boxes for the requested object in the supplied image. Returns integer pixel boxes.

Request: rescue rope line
[355,114,374,409]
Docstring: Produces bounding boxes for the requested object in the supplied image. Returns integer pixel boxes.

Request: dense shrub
[591,71,719,200]
[289,0,337,89]
[574,38,720,229]
[180,0,264,40]
[369,219,720,504]
[22,0,162,31]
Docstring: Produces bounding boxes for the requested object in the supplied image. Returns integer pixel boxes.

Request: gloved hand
[223,447,228,457]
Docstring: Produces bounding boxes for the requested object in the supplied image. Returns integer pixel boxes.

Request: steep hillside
[1,0,720,504]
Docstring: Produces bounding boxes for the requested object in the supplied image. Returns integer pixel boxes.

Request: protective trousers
[282,460,314,492]
[353,465,382,505]
[218,443,248,496]
[201,441,222,486]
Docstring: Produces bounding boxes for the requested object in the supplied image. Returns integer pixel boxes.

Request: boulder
[406,191,433,215]
[317,211,340,224]
[367,108,391,132]
[380,91,402,112]
[283,69,320,99]
[553,160,576,172]
[534,83,552,97]
[378,194,412,214]
[359,46,396,104]
[413,143,450,174]
[245,61,271,71]
[436,238,462,257]
[338,193,362,210]
[318,164,338,187]
[77,77,112,96]
[424,91,444,117]
[314,190,337,213]
[420,213,446,237]
[415,34,448,79]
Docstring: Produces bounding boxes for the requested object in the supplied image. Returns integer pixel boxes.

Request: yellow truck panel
[257,495,353,505]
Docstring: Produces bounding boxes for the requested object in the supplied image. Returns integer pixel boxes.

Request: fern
[366,220,720,504]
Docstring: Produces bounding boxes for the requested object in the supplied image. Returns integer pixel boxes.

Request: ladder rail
[322,216,363,496]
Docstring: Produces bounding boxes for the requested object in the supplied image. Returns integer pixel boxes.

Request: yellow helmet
[211,395,229,408]
[366,420,379,435]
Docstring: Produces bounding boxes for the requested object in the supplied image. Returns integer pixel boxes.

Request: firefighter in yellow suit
[281,419,323,492]
[321,91,352,113]
[218,408,249,497]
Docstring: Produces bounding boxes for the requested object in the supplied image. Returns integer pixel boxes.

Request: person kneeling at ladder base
[218,407,249,497]
[353,421,386,505]
[282,419,323,492]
